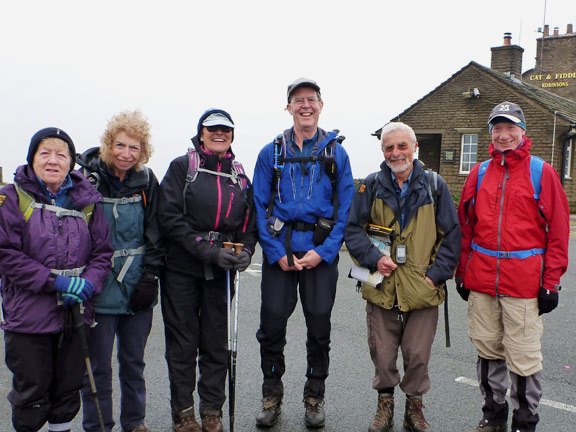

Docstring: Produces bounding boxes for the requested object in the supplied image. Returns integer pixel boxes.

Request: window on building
[565,138,572,179]
[459,134,478,174]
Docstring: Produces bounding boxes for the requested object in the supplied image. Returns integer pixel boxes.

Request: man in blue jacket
[252,78,355,428]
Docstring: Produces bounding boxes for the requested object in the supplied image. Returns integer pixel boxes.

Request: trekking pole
[222,241,235,432]
[71,303,106,432]
[444,286,451,348]
[229,243,243,432]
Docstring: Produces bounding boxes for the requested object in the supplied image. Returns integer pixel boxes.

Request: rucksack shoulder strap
[476,160,491,193]
[15,183,92,223]
[186,148,201,183]
[529,155,544,200]
[424,169,439,211]
[15,183,35,222]
[473,160,491,204]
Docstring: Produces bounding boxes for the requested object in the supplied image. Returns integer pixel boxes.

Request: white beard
[385,158,412,173]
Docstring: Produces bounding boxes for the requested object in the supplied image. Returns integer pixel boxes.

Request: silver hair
[380,122,417,146]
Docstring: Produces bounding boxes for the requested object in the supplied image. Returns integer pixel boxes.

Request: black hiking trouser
[256,253,338,401]
[161,270,232,418]
[4,329,84,432]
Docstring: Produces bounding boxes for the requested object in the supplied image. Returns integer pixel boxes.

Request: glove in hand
[456,282,470,302]
[537,287,559,315]
[129,273,159,312]
[214,248,239,270]
[54,275,95,302]
[234,250,251,272]
[62,292,82,308]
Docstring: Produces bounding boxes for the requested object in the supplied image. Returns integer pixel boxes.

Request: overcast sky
[1,0,575,182]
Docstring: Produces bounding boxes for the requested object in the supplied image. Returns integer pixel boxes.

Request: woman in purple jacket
[0,127,113,432]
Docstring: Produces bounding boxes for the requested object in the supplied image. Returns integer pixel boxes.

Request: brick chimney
[568,24,573,34]
[491,32,524,78]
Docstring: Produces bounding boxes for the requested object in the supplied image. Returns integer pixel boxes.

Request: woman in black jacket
[158,109,257,432]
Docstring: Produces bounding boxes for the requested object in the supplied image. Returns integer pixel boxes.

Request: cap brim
[202,117,235,128]
[288,83,320,100]
[488,114,523,125]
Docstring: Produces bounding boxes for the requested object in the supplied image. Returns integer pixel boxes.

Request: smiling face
[286,86,323,133]
[32,138,72,193]
[490,120,525,153]
[109,131,142,180]
[200,125,233,156]
[382,129,417,176]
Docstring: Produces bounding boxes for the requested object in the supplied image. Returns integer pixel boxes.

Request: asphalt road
[1,235,575,431]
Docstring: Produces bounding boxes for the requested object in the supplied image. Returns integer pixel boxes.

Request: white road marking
[244,268,261,275]
[455,376,576,413]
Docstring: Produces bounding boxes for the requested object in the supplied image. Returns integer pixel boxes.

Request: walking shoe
[256,397,282,428]
[474,418,507,431]
[304,397,326,428]
[368,393,394,432]
[124,425,150,432]
[403,396,430,432]
[201,413,223,432]
[173,413,202,432]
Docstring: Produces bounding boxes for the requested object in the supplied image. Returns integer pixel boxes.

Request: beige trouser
[467,291,543,376]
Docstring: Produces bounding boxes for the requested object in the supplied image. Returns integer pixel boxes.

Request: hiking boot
[368,393,394,432]
[124,425,150,432]
[403,396,430,432]
[304,397,326,429]
[201,413,223,432]
[173,413,202,432]
[256,397,282,428]
[473,418,507,432]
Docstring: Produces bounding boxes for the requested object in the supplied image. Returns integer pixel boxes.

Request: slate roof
[374,61,576,136]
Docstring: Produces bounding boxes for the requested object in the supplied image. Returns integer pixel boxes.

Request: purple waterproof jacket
[0,165,113,333]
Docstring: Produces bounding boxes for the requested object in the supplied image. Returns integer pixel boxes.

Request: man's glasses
[292,97,319,106]
[206,125,233,133]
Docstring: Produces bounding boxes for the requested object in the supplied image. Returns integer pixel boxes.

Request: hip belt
[291,220,315,232]
[471,240,545,259]
[50,266,87,277]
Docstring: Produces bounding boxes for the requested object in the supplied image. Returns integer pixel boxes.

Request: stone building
[523,24,576,101]
[375,25,576,210]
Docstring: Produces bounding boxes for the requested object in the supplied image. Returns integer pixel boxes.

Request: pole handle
[233,243,244,255]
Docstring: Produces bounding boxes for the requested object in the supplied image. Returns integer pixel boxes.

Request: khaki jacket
[345,161,461,312]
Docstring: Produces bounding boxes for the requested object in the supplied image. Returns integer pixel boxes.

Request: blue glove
[61,292,82,308]
[54,275,95,302]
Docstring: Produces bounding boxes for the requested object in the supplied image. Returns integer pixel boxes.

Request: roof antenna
[540,0,547,69]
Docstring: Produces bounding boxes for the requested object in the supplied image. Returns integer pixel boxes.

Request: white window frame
[459,133,478,174]
[565,138,572,179]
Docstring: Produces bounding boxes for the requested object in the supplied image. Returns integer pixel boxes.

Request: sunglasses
[206,125,233,133]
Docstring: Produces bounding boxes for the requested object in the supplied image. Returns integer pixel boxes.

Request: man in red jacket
[456,102,569,432]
